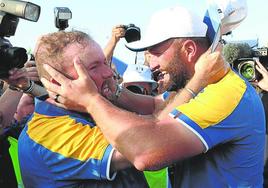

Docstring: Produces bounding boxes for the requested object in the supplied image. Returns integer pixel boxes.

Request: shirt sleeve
[27,113,117,181]
[169,71,250,151]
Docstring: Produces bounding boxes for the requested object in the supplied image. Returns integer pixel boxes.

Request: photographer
[1,59,47,133]
[0,61,46,188]
[103,25,126,65]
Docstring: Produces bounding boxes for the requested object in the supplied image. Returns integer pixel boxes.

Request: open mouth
[101,82,110,96]
[152,69,166,82]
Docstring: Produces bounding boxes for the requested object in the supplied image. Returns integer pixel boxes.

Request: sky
[7,0,268,64]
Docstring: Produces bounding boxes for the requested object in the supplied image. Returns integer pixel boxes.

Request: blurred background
[9,0,268,65]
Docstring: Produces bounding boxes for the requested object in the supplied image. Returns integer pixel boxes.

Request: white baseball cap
[126,6,208,51]
[216,0,248,35]
[122,64,158,90]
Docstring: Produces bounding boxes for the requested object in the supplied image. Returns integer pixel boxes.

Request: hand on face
[41,58,100,112]
[194,46,230,87]
[254,60,268,91]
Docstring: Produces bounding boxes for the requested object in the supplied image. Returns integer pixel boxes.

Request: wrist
[8,80,34,94]
[23,80,34,93]
[114,84,123,101]
[186,76,204,95]
[109,37,119,46]
[184,88,197,98]
[86,94,103,113]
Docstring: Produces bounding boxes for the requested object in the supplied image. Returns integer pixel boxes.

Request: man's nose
[149,59,160,71]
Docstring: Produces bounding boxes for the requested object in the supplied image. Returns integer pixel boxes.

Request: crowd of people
[0,3,267,188]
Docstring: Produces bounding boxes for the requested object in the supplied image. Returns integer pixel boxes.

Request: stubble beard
[166,53,189,91]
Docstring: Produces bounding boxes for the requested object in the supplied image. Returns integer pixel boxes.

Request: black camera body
[0,0,40,79]
[233,47,268,82]
[123,24,141,43]
[0,38,27,78]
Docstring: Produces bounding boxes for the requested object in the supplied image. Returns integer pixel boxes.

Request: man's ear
[182,40,197,63]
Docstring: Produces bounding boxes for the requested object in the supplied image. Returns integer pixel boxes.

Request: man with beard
[41,6,265,188]
[18,31,149,188]
[147,34,210,96]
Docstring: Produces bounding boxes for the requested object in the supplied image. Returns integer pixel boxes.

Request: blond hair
[35,31,91,80]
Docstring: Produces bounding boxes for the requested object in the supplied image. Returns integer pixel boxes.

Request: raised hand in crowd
[103,25,126,63]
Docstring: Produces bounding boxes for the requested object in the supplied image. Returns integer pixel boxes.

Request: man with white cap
[42,5,265,188]
[127,6,211,93]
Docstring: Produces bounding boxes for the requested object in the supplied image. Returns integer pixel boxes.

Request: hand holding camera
[0,0,40,79]
[111,25,126,43]
[6,67,30,90]
[109,24,141,44]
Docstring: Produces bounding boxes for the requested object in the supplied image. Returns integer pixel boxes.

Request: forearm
[88,95,157,167]
[0,89,23,127]
[86,96,187,171]
[103,38,117,63]
[157,75,205,120]
[115,87,158,115]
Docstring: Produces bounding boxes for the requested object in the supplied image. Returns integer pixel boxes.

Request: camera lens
[238,60,255,81]
[124,24,141,43]
[0,46,27,78]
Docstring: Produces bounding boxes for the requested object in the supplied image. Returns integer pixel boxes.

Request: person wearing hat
[122,64,171,188]
[122,64,158,96]
[41,5,265,188]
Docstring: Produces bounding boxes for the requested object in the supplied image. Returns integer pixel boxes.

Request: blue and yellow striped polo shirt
[18,98,115,188]
[169,70,266,187]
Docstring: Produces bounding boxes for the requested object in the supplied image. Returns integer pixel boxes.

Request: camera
[54,7,72,31]
[123,24,141,43]
[0,0,40,78]
[233,47,268,82]
[0,39,27,78]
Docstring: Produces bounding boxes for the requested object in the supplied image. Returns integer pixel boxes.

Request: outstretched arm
[103,25,126,64]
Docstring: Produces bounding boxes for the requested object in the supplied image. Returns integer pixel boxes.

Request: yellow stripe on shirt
[27,113,109,161]
[176,70,247,129]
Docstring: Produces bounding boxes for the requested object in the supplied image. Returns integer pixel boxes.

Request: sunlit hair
[35,30,92,80]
